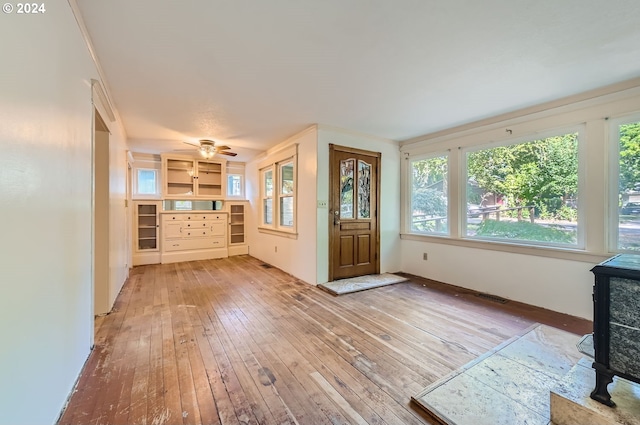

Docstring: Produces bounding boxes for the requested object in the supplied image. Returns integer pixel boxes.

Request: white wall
[400,83,640,320]
[0,2,129,424]
[401,240,594,318]
[246,127,319,284]
[316,126,402,284]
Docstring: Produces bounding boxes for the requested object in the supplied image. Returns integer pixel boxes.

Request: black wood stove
[590,254,640,407]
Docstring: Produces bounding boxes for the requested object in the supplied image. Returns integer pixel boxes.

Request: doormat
[318,273,408,295]
[411,324,581,425]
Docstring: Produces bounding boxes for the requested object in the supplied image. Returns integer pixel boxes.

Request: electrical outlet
[317,200,328,208]
[423,252,428,260]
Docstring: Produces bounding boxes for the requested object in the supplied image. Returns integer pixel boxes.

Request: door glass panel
[340,159,354,219]
[358,160,371,219]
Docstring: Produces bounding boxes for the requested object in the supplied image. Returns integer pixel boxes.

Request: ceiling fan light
[199,146,215,159]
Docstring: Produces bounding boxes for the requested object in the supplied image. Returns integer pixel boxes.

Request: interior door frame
[328,143,381,281]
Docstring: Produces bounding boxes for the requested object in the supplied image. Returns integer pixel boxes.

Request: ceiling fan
[177,139,237,159]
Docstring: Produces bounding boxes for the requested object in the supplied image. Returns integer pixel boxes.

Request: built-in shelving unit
[227,202,248,256]
[133,201,161,265]
[162,155,225,199]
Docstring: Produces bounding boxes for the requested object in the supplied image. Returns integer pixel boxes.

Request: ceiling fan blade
[183,141,200,147]
[214,145,231,151]
[217,151,237,157]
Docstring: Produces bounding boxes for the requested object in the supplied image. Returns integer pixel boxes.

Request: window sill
[258,227,298,239]
[400,232,611,264]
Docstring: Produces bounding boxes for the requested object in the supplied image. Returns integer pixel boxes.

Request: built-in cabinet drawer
[160,212,227,259]
[164,237,225,252]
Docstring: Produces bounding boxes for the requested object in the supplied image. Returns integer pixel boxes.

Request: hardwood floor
[58,256,591,425]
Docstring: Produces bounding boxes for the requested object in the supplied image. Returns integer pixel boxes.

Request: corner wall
[0,2,129,423]
[246,127,319,284]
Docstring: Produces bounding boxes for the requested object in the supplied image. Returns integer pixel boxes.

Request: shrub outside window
[465,132,579,247]
[410,154,448,234]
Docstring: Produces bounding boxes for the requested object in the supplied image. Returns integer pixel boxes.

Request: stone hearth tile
[414,373,549,425]
[465,353,556,418]
[498,325,581,380]
[551,357,640,425]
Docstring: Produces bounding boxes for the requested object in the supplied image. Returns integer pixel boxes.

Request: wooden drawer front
[164,237,225,252]
[210,222,225,236]
[183,220,209,229]
[182,228,211,238]
[163,214,185,222]
[163,222,183,239]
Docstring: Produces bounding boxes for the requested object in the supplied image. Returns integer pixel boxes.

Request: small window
[409,154,448,234]
[465,131,579,247]
[227,174,244,197]
[135,168,159,196]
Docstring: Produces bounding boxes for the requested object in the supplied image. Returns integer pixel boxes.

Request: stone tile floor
[412,324,582,425]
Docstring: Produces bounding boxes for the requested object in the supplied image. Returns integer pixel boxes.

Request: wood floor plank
[58,256,591,425]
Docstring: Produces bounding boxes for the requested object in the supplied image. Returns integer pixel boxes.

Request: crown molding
[68,0,127,136]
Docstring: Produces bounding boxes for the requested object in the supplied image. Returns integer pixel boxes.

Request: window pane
[357,160,371,219]
[265,170,273,197]
[137,169,157,195]
[410,155,448,234]
[466,133,578,245]
[263,199,272,225]
[280,162,294,194]
[618,120,640,251]
[280,197,294,227]
[227,174,243,197]
[340,159,354,219]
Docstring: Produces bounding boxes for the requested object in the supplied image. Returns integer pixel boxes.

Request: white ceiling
[77,0,640,161]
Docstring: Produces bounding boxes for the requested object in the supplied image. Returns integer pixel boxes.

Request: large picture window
[465,131,579,247]
[613,116,640,252]
[410,154,448,234]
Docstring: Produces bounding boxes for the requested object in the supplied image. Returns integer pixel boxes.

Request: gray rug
[318,273,408,295]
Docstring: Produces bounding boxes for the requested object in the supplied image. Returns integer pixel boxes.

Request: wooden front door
[329,144,380,281]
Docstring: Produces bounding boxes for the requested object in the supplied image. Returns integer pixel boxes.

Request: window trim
[133,167,161,199]
[258,147,298,236]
